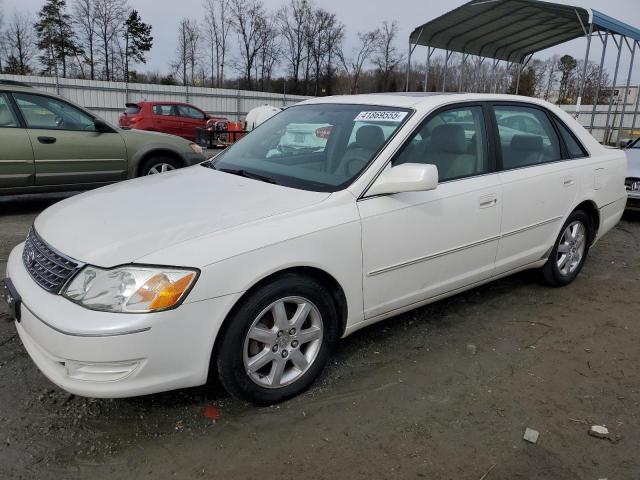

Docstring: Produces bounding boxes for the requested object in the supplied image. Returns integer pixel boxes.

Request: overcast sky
[3,0,640,83]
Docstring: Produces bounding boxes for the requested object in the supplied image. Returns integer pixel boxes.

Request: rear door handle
[37,136,57,144]
[479,194,498,208]
[563,175,575,186]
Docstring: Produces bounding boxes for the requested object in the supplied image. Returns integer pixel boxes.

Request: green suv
[0,81,206,195]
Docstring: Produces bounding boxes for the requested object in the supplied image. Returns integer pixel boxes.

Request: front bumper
[6,243,240,398]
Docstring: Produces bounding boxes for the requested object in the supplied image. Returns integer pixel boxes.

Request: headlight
[189,143,204,155]
[63,265,198,313]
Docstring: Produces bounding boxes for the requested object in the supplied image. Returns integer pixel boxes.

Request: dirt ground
[0,192,639,480]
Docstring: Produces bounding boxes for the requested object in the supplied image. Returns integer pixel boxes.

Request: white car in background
[624,137,640,210]
[2,93,627,405]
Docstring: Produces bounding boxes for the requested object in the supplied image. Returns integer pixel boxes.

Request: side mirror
[94,118,111,132]
[366,163,439,197]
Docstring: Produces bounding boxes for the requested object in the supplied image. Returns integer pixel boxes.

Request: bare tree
[72,0,98,79]
[256,14,279,90]
[372,21,402,91]
[323,16,343,96]
[229,0,267,89]
[3,11,36,75]
[202,0,230,87]
[308,8,334,95]
[278,0,309,93]
[0,3,5,72]
[338,29,378,94]
[173,18,200,86]
[93,0,127,80]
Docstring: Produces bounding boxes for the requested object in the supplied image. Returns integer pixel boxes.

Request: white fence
[2,74,638,146]
[557,105,639,146]
[0,74,310,125]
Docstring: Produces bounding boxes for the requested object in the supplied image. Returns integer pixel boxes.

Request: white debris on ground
[588,425,610,439]
[523,427,539,444]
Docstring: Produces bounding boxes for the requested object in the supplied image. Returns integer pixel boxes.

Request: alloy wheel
[556,220,586,276]
[147,163,176,175]
[243,296,323,389]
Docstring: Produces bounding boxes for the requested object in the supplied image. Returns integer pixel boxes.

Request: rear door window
[493,105,561,169]
[153,104,178,116]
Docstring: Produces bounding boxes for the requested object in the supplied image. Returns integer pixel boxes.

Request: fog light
[65,360,141,382]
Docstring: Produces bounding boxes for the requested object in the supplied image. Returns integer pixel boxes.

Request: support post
[442,50,450,92]
[515,63,522,94]
[604,35,624,145]
[473,57,485,92]
[424,47,432,92]
[590,31,609,133]
[406,40,412,92]
[576,22,594,118]
[491,59,499,93]
[630,41,640,137]
[458,53,468,91]
[616,38,636,145]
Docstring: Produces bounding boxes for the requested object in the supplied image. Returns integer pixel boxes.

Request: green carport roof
[410,0,640,63]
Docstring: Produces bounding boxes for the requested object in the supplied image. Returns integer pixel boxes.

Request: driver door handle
[37,136,57,144]
[479,193,498,208]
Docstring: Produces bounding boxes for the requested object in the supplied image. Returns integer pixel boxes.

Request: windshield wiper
[217,167,277,184]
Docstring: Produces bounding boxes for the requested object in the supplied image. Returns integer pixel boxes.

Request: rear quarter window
[554,118,588,158]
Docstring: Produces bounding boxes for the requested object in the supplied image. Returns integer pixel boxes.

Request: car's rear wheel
[139,156,182,176]
[542,210,591,286]
[216,274,339,405]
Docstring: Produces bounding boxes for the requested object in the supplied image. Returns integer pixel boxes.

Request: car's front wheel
[216,274,339,405]
[139,156,182,176]
[542,210,592,286]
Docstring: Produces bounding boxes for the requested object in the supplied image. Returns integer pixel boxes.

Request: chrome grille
[625,177,640,192]
[22,228,81,293]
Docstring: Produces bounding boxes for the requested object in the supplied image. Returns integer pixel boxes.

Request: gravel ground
[0,192,639,480]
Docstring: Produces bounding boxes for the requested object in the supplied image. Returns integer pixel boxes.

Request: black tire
[216,274,339,405]
[541,210,592,287]
[138,156,182,176]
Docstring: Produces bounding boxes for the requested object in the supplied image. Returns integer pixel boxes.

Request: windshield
[208,103,412,192]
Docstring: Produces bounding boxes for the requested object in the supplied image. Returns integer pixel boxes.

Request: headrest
[431,124,467,154]
[355,125,385,149]
[511,134,542,152]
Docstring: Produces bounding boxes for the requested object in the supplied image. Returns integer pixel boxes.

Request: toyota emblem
[26,247,36,266]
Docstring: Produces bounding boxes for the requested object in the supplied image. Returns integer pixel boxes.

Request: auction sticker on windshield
[354,111,408,122]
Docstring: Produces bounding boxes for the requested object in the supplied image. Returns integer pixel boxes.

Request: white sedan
[2,94,627,404]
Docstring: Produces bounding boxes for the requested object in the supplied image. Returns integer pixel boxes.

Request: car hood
[34,166,331,266]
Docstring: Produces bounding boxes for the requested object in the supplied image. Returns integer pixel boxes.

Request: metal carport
[406,0,640,144]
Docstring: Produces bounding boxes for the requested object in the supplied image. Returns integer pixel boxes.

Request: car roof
[299,92,561,111]
[141,101,194,106]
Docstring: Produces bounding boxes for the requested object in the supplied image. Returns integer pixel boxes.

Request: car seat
[424,124,476,180]
[339,125,386,176]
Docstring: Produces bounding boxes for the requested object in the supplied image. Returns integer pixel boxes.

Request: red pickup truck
[119,101,227,142]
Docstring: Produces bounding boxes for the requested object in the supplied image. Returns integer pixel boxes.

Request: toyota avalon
[2,93,627,404]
